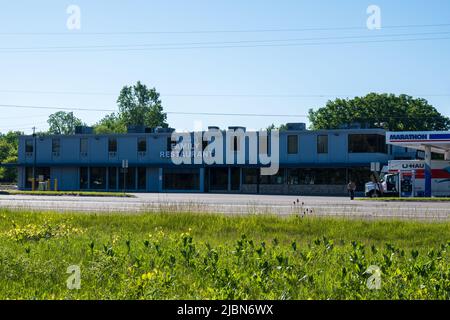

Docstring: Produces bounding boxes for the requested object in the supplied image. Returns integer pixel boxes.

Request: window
[209,168,228,190]
[138,168,146,190]
[287,135,298,154]
[317,135,328,154]
[52,139,60,154]
[108,138,117,152]
[90,167,106,190]
[287,168,347,185]
[243,168,258,184]
[163,168,200,190]
[25,139,33,153]
[80,138,88,155]
[108,167,117,190]
[348,134,386,153]
[138,137,147,152]
[119,167,136,190]
[260,168,285,184]
[80,167,88,190]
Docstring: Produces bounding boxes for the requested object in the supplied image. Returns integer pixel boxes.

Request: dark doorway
[230,168,240,191]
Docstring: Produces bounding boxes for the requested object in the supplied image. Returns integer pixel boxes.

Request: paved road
[0,193,449,220]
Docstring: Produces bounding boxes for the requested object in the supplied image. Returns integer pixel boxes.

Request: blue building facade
[16,125,415,195]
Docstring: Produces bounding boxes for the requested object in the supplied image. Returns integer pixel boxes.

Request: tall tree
[47,111,84,135]
[0,131,22,182]
[94,113,127,134]
[117,81,168,128]
[308,93,450,131]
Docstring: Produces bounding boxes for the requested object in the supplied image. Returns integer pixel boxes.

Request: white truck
[365,160,450,197]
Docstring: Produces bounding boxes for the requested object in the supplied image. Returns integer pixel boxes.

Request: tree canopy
[93,113,127,134]
[47,111,84,135]
[0,131,22,182]
[116,81,168,128]
[308,93,450,131]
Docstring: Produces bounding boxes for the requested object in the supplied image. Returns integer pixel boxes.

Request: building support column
[106,167,109,191]
[87,166,91,190]
[227,167,231,192]
[199,168,205,192]
[445,150,450,161]
[135,168,138,191]
[116,167,119,191]
[158,168,163,192]
[424,146,432,197]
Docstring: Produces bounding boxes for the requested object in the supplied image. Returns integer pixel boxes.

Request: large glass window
[80,167,88,190]
[260,169,284,184]
[52,139,60,154]
[243,168,258,184]
[230,168,240,191]
[80,138,88,154]
[317,135,328,154]
[108,138,117,152]
[25,167,50,189]
[348,134,386,153]
[163,168,200,190]
[25,139,34,153]
[108,167,117,190]
[138,168,146,190]
[90,167,106,190]
[287,168,347,185]
[119,167,136,190]
[287,135,298,154]
[209,168,228,190]
[138,137,147,152]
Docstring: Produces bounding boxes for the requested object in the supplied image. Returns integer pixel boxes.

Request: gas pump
[399,170,414,198]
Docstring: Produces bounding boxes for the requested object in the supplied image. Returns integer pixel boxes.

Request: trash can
[38,182,47,191]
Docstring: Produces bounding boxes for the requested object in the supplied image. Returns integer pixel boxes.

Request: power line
[1,30,450,51]
[0,104,448,119]
[1,22,450,36]
[1,90,450,98]
[1,36,449,53]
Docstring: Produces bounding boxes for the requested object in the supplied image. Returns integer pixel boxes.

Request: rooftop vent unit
[154,127,175,134]
[286,123,306,131]
[127,125,146,134]
[228,126,246,132]
[75,126,94,134]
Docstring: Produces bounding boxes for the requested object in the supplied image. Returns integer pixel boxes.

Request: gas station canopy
[386,131,450,157]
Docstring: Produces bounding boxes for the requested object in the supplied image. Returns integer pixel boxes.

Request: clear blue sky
[0,0,449,133]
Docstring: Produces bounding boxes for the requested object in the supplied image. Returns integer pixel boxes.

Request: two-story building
[16,124,415,195]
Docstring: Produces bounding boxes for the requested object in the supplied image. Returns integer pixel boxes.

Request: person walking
[347,180,356,200]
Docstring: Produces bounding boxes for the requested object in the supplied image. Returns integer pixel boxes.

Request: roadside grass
[357,197,450,202]
[0,209,448,299]
[0,190,134,197]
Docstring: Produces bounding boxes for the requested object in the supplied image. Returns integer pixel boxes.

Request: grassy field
[0,209,448,300]
[0,190,134,197]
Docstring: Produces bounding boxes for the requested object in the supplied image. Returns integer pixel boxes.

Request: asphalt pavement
[0,193,449,220]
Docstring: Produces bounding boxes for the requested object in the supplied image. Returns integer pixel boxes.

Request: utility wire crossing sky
[0,1,449,133]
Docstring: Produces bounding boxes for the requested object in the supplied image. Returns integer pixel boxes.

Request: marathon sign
[388,133,429,142]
